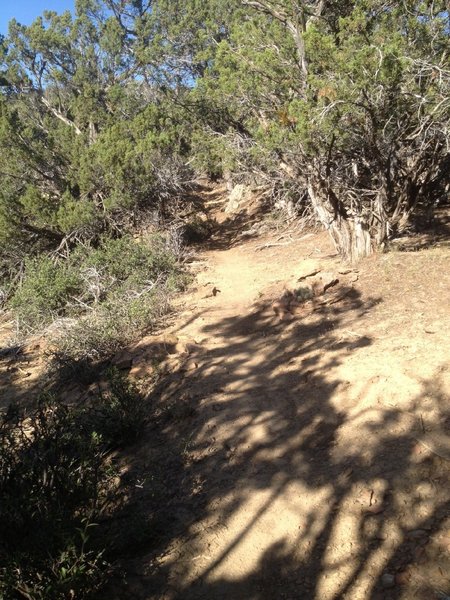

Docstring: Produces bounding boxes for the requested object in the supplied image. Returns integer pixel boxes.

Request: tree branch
[40,96,82,135]
[241,0,311,78]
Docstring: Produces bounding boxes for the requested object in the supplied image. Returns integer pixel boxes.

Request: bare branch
[40,96,82,135]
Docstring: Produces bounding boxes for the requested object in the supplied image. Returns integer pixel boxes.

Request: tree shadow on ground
[205,209,269,250]
[389,204,450,251]
[2,278,449,600]
[97,284,449,600]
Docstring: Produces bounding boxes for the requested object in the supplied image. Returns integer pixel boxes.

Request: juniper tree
[1,0,449,269]
[195,0,450,260]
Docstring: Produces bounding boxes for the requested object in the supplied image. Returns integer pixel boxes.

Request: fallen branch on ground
[254,241,293,251]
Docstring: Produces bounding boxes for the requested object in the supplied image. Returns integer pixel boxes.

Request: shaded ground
[0,319,51,408]
[1,187,449,599]
[106,195,450,600]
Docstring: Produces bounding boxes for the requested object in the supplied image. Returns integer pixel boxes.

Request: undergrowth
[0,368,145,599]
[10,233,190,361]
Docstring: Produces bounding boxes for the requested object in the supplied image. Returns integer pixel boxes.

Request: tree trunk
[308,180,372,262]
[374,172,391,245]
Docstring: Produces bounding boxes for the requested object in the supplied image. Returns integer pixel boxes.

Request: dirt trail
[120,197,450,600]
[1,187,449,600]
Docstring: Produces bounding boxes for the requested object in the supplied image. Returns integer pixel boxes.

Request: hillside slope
[107,191,450,600]
[1,187,449,600]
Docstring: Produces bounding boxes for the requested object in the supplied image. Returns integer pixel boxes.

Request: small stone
[112,351,133,370]
[395,568,412,585]
[408,529,428,539]
[184,359,198,371]
[381,573,395,588]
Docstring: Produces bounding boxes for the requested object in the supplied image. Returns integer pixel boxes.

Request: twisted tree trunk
[308,179,372,262]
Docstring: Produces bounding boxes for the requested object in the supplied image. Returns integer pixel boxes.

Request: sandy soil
[1,187,449,600]
[111,192,450,600]
[0,319,50,408]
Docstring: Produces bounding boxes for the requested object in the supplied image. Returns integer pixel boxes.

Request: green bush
[56,194,97,234]
[92,367,146,447]
[10,234,188,334]
[0,398,106,599]
[80,234,179,288]
[10,257,82,330]
[50,235,189,360]
[54,287,173,361]
[0,369,146,599]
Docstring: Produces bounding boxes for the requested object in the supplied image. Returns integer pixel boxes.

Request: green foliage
[0,3,196,270]
[191,0,449,257]
[10,234,187,336]
[56,193,97,234]
[93,367,146,446]
[0,398,105,599]
[53,261,188,362]
[19,186,58,230]
[55,293,164,361]
[189,126,237,179]
[81,235,178,287]
[1,0,449,593]
[0,369,147,599]
[11,256,82,330]
[1,0,449,270]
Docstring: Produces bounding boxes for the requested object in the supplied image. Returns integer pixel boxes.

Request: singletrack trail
[118,189,450,600]
[2,185,448,599]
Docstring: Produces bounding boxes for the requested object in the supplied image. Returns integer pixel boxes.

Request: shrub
[53,286,174,361]
[80,234,179,289]
[0,398,106,599]
[92,367,146,447]
[50,235,189,361]
[56,194,97,234]
[10,257,82,330]
[0,369,146,599]
[10,233,188,335]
